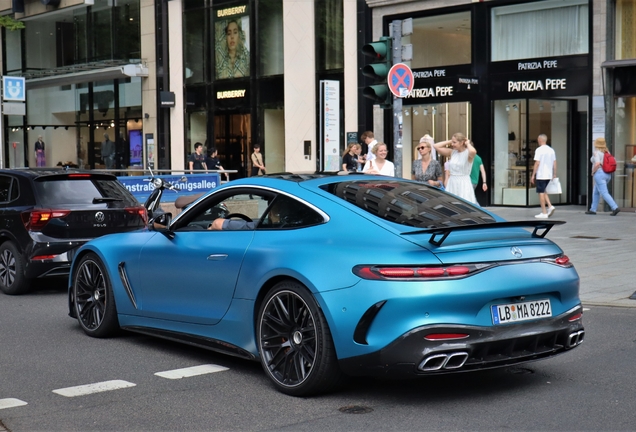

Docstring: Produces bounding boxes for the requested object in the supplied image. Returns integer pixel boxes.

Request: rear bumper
[338,305,584,377]
[24,241,84,279]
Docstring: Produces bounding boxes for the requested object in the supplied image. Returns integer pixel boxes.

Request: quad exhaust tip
[567,330,585,348]
[419,352,469,371]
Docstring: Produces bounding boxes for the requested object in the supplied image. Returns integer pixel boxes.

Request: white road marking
[0,398,28,410]
[583,308,591,311]
[52,380,136,397]
[154,364,229,379]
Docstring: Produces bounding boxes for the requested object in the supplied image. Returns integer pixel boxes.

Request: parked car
[68,174,584,396]
[0,168,147,295]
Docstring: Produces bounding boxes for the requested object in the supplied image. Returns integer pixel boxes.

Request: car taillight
[21,210,71,231]
[568,312,582,322]
[126,206,148,225]
[544,255,572,268]
[353,264,489,280]
[68,174,91,178]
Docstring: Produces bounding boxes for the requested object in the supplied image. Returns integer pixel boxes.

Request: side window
[0,176,14,203]
[180,192,270,231]
[258,195,324,229]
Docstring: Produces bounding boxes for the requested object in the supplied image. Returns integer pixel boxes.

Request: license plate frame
[491,299,552,325]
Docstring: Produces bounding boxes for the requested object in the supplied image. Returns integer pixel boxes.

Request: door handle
[207,254,228,261]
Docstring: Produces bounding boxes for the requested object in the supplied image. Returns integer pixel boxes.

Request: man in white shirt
[361,131,378,162]
[530,134,557,219]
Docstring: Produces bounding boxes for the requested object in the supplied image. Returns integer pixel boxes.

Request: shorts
[535,179,550,193]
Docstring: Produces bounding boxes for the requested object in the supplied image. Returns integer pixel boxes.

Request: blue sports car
[68,174,584,396]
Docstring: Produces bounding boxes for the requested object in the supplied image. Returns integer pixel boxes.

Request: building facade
[0,0,362,179]
[3,0,635,211]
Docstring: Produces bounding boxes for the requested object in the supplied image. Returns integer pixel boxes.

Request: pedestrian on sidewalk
[531,134,556,219]
[586,137,620,216]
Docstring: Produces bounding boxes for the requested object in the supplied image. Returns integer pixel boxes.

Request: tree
[0,16,24,31]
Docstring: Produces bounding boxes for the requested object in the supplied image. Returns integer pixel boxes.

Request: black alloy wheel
[73,253,119,338]
[0,242,28,295]
[257,281,343,396]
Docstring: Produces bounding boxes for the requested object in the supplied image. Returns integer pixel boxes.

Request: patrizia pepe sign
[491,54,589,98]
[508,78,566,92]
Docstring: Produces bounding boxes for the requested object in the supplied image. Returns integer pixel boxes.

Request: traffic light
[362,36,393,109]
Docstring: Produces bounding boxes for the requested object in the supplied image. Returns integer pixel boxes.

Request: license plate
[491,299,552,325]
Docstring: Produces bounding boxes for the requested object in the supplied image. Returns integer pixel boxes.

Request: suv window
[33,178,137,207]
[0,176,14,203]
[321,180,495,228]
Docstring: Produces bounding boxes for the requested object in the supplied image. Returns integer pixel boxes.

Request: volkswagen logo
[510,246,523,259]
[95,212,105,223]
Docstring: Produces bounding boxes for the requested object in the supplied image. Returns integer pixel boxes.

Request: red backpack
[603,151,617,174]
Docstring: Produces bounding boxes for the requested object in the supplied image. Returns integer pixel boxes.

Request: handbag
[545,177,562,194]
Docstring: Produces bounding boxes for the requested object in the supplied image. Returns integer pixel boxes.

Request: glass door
[493,99,569,206]
[213,113,251,179]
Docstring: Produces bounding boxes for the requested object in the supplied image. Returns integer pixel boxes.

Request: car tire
[257,280,344,396]
[0,242,30,295]
[72,253,120,338]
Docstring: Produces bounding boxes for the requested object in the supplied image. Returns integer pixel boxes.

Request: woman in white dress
[433,133,478,204]
[363,142,395,176]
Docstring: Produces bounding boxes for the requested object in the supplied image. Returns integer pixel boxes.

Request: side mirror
[150,212,173,231]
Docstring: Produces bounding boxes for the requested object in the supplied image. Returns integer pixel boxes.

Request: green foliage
[0,16,25,31]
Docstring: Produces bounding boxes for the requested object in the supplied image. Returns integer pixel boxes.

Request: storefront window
[258,0,284,76]
[184,8,208,84]
[491,0,588,61]
[616,0,636,59]
[402,102,471,179]
[614,97,636,207]
[403,12,471,69]
[315,0,344,71]
[213,3,251,80]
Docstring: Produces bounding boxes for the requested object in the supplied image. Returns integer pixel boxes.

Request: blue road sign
[3,77,26,102]
[387,63,414,98]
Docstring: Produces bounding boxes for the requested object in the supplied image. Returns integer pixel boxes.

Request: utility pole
[392,20,403,178]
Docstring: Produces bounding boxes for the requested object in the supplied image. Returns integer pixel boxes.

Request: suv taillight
[126,206,148,225]
[21,210,71,231]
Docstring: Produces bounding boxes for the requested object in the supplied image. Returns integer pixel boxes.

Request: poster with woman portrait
[215,5,250,80]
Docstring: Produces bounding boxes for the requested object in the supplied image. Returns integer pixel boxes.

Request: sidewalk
[484,205,636,308]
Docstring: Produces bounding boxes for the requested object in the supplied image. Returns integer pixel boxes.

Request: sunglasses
[417,146,428,150]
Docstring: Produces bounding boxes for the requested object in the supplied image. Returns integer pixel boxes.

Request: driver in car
[208,199,284,231]
[208,217,255,231]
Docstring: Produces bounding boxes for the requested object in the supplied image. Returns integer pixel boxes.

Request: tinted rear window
[321,180,496,229]
[33,179,138,207]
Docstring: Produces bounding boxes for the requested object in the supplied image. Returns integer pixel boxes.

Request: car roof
[0,168,117,180]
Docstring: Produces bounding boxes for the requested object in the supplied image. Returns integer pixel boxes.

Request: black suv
[0,169,147,295]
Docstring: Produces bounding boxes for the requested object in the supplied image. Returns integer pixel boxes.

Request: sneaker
[548,206,555,217]
[585,211,596,215]
[535,213,548,219]
[611,208,621,216]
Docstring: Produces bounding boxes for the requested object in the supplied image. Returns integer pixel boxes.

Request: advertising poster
[321,80,340,171]
[215,4,250,80]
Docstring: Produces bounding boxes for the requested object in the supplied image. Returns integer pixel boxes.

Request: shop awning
[25,63,149,90]
[600,59,636,69]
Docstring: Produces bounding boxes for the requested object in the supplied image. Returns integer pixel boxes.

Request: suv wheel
[0,242,29,295]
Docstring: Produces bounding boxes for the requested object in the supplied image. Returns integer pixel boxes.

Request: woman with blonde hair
[586,137,620,216]
[433,132,477,203]
[363,142,395,176]
[412,136,444,188]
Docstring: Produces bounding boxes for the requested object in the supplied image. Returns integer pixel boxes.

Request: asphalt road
[1,282,635,432]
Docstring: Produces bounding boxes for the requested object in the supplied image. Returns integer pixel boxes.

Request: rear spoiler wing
[402,220,566,247]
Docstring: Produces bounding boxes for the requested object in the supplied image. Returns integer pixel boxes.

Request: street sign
[3,76,26,102]
[387,63,414,98]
